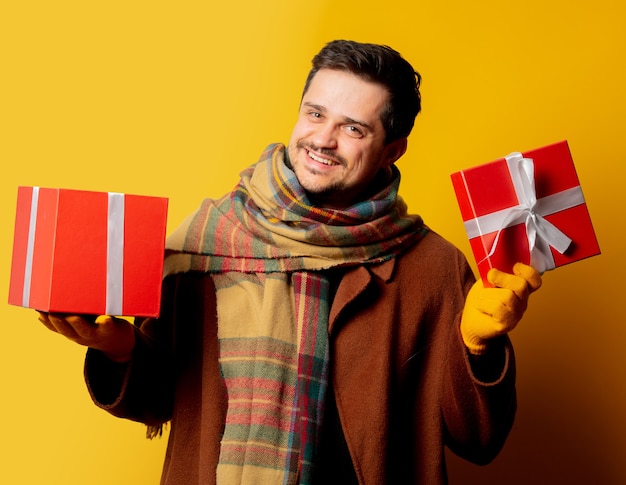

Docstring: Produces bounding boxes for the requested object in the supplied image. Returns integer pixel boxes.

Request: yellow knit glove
[460,263,543,355]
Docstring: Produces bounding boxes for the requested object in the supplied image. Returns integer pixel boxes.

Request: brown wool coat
[86,230,516,484]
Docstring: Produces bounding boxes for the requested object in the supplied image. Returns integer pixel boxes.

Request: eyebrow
[303,102,373,131]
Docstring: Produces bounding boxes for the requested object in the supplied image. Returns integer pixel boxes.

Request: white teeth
[308,150,335,166]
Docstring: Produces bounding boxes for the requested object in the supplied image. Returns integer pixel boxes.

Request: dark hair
[302,40,422,144]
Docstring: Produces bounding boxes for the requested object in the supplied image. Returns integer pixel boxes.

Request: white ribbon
[22,186,40,307]
[463,153,584,273]
[106,192,125,315]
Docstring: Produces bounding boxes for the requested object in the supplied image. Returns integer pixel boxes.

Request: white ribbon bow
[464,153,585,273]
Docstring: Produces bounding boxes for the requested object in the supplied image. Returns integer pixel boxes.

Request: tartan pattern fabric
[164,144,426,276]
[211,271,330,484]
[217,336,298,468]
[163,144,428,484]
[290,273,330,483]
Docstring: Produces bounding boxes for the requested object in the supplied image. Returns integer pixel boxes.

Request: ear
[381,138,408,167]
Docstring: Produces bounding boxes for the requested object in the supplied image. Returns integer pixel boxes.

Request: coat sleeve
[440,254,517,465]
[83,275,179,427]
[84,272,218,428]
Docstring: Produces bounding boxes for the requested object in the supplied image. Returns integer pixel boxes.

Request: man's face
[287,69,406,208]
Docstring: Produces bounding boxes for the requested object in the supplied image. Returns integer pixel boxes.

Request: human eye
[307,110,323,121]
[345,124,365,138]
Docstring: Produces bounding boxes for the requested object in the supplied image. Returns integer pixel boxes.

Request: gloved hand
[37,313,136,363]
[460,263,543,355]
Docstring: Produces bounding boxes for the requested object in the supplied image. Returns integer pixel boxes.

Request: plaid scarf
[164,144,428,484]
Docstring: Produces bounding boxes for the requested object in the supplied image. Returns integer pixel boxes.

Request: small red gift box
[451,140,600,285]
[8,187,168,317]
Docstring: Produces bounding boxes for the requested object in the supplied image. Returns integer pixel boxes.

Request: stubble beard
[289,140,349,204]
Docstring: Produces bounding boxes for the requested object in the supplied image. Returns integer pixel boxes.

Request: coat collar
[328,258,396,333]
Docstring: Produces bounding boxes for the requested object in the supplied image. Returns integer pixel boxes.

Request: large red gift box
[450,140,600,285]
[8,187,168,317]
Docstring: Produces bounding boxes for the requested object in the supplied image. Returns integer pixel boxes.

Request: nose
[312,122,338,149]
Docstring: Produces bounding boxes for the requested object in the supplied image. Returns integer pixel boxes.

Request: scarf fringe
[146,422,168,440]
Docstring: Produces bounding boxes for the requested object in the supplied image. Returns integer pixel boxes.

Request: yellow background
[1,1,624,483]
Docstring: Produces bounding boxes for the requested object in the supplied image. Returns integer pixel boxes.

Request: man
[39,40,542,484]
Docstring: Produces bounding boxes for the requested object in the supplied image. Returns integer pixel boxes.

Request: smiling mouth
[307,150,339,166]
